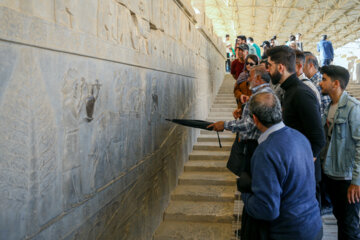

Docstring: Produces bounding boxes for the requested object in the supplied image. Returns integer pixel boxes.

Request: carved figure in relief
[62,70,101,124]
[114,70,146,114]
[0,48,60,239]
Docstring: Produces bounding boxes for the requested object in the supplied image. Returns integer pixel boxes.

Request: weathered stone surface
[0,1,226,239]
[164,201,234,222]
[171,185,235,202]
[179,172,236,186]
[154,221,233,240]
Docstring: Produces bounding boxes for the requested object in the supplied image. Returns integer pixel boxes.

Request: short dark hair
[295,50,305,65]
[322,35,327,40]
[248,37,254,42]
[266,46,296,73]
[320,65,350,90]
[290,35,296,41]
[303,51,314,57]
[249,92,282,128]
[305,55,319,70]
[226,34,229,37]
[238,35,247,41]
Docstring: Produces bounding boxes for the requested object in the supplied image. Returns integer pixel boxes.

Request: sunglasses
[246,62,255,66]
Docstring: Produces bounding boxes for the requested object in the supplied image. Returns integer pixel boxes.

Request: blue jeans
[321,58,332,66]
[324,175,360,240]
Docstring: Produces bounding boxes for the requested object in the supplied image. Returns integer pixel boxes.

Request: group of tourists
[225,34,334,72]
[211,39,359,239]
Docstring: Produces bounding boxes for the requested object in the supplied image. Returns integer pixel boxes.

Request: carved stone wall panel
[0,0,54,22]
[0,47,61,239]
[117,0,150,22]
[55,0,97,35]
[0,46,16,103]
[150,0,164,31]
[98,0,119,43]
[0,1,225,239]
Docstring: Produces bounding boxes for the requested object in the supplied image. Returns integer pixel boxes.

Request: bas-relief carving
[55,0,97,34]
[96,1,149,54]
[55,0,76,28]
[115,0,150,21]
[0,48,61,239]
[114,68,147,167]
[61,69,105,205]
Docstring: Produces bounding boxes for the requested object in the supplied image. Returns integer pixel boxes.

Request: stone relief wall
[0,1,225,239]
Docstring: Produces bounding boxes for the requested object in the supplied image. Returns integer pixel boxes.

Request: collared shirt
[258,121,285,144]
[310,71,331,116]
[224,83,272,140]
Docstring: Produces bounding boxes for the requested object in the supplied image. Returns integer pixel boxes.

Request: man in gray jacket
[320,65,360,239]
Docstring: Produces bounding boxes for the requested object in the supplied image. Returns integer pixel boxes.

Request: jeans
[324,175,360,240]
[321,58,332,66]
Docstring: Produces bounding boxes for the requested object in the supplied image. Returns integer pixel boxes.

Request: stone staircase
[153,75,241,240]
[347,82,360,100]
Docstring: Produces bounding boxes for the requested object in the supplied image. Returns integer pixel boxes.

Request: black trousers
[324,175,360,240]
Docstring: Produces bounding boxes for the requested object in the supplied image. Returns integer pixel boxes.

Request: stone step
[212,104,238,108]
[164,201,234,223]
[171,185,235,202]
[193,142,232,151]
[197,134,235,142]
[216,94,234,97]
[200,129,234,135]
[210,107,235,112]
[208,112,233,117]
[153,221,233,240]
[215,97,235,101]
[179,172,236,186]
[214,100,236,104]
[217,90,235,94]
[348,91,360,97]
[348,86,360,89]
[189,150,230,160]
[185,160,228,172]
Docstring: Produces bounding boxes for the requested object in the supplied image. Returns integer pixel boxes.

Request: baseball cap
[261,41,270,47]
[238,44,249,51]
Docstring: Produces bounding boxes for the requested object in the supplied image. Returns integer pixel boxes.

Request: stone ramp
[153,74,239,240]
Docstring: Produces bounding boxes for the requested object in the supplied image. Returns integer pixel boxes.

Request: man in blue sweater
[317,35,334,66]
[242,92,323,240]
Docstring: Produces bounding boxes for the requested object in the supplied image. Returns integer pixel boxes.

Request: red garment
[231,59,245,80]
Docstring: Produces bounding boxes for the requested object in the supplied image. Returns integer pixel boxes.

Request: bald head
[249,92,282,128]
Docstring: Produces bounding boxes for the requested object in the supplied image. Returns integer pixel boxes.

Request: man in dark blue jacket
[317,35,334,66]
[242,92,323,240]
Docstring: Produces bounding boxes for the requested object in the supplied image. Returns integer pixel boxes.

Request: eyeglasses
[246,62,255,66]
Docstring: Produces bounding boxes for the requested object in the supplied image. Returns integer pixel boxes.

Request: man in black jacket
[266,46,326,205]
